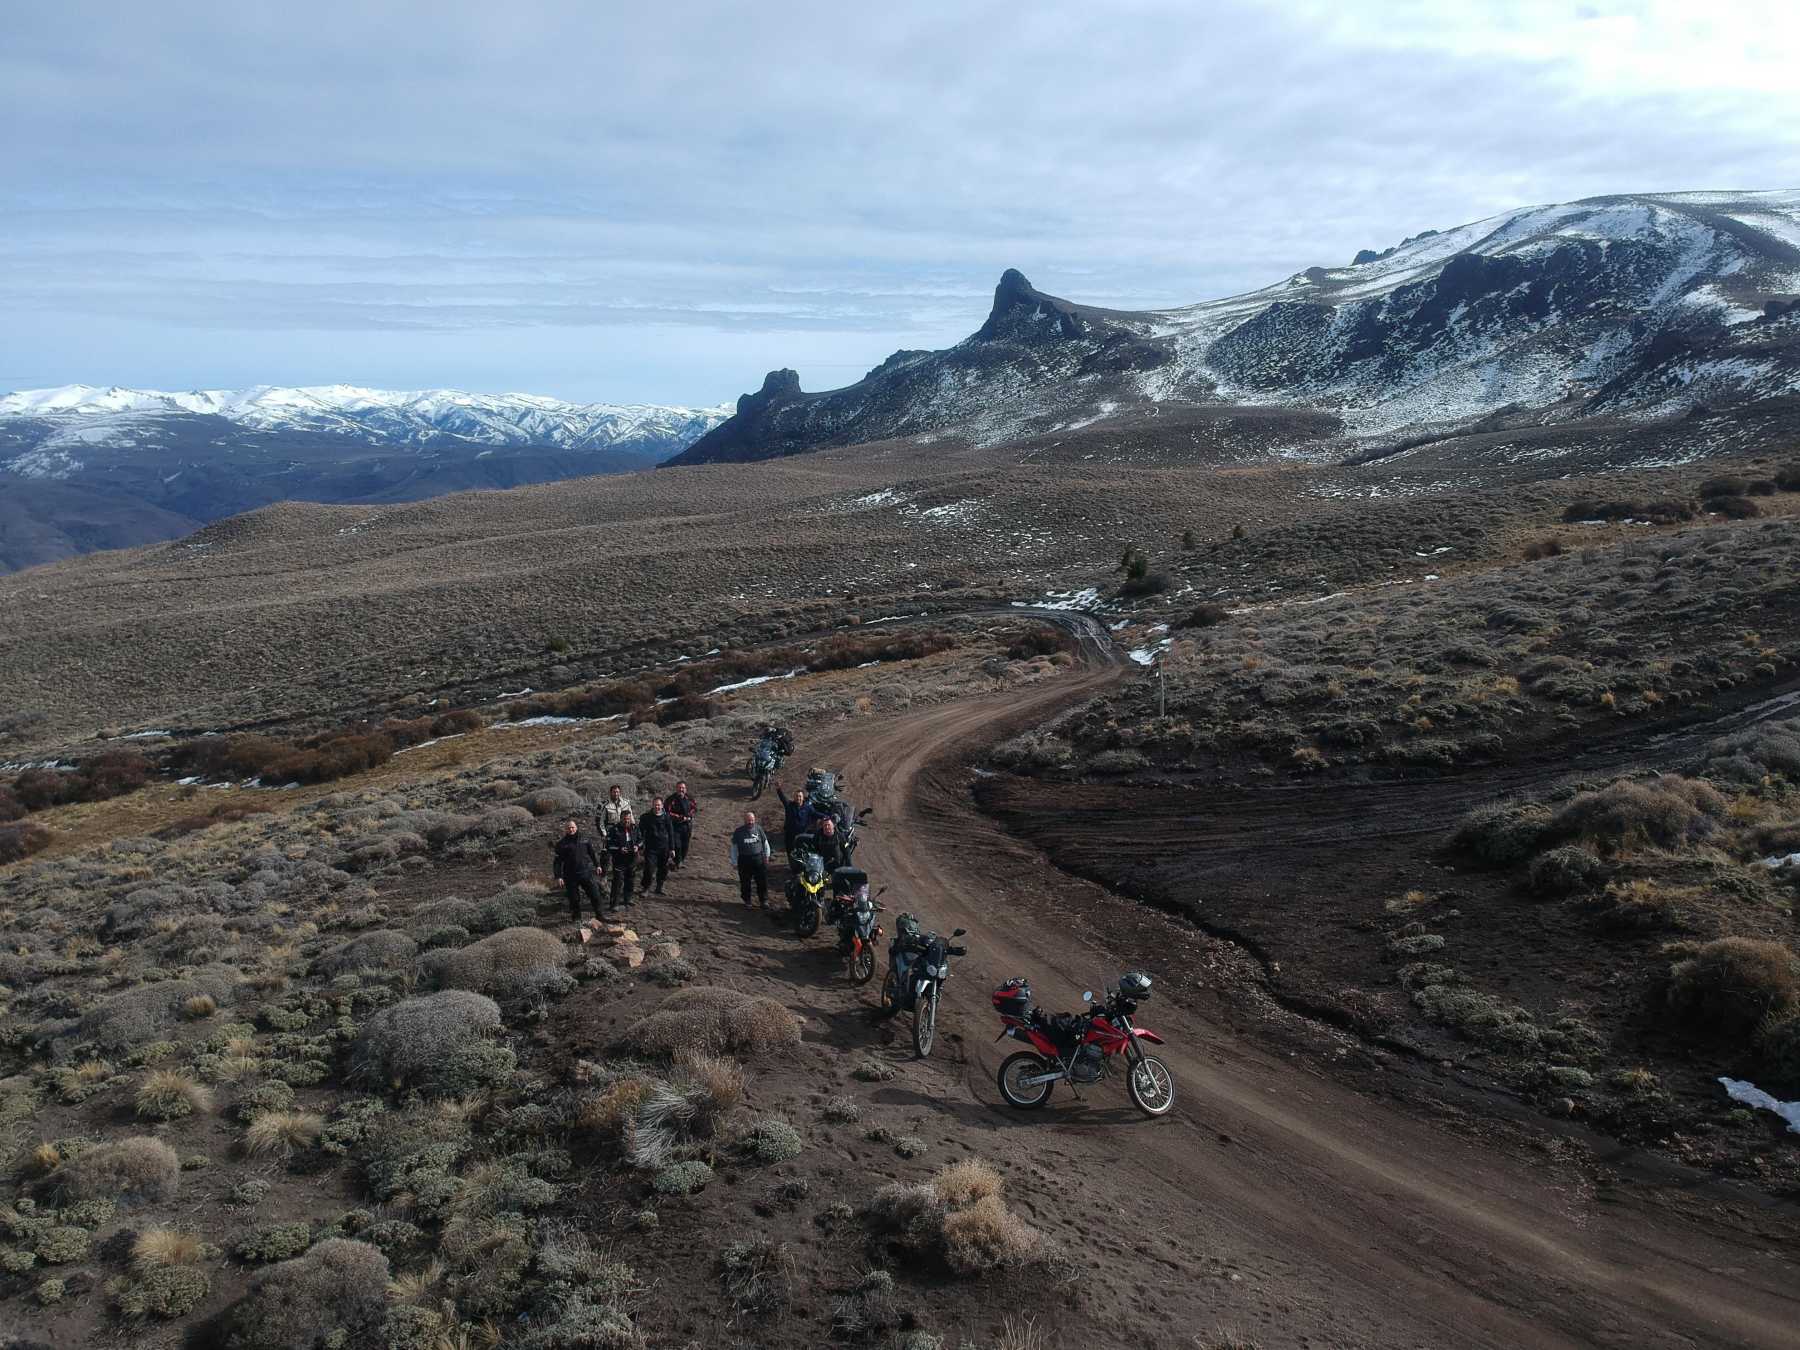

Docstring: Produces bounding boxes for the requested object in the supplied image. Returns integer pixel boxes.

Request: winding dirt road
[808,670,1800,1349]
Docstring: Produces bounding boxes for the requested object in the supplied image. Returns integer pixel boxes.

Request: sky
[3,0,1798,407]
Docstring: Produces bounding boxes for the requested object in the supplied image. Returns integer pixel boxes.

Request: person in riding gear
[813,816,851,872]
[550,819,602,924]
[730,810,771,907]
[605,809,643,909]
[666,781,697,867]
[640,796,676,895]
[597,783,632,838]
[773,780,816,857]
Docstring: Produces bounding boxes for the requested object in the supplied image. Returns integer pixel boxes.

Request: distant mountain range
[0,385,728,573]
[667,190,1800,466]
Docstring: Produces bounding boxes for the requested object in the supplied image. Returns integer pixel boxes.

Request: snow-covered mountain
[669,189,1800,465]
[0,384,729,573]
[0,384,729,479]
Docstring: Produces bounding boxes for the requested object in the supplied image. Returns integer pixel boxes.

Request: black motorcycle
[880,915,968,1057]
[748,726,794,799]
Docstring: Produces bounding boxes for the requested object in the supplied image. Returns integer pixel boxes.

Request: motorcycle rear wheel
[1127,1053,1176,1117]
[849,946,876,985]
[997,1051,1054,1108]
[879,968,901,1015]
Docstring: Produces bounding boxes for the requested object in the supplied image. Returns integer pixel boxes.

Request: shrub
[236,1223,316,1263]
[133,1227,204,1270]
[1527,845,1609,898]
[652,1161,714,1196]
[56,1135,180,1204]
[864,1160,1045,1276]
[420,926,567,998]
[0,820,52,863]
[1006,625,1076,661]
[223,1238,390,1350]
[1174,602,1230,629]
[1666,938,1800,1036]
[35,1225,92,1264]
[74,968,240,1054]
[1118,571,1172,600]
[1451,801,1551,866]
[314,929,417,978]
[184,993,220,1019]
[0,783,23,821]
[736,1116,804,1165]
[1522,537,1564,561]
[111,1264,211,1320]
[1698,476,1747,499]
[1549,775,1724,853]
[1709,494,1761,520]
[1758,1015,1800,1092]
[244,1110,325,1158]
[617,986,801,1059]
[1774,463,1800,491]
[932,1159,1003,1209]
[136,1069,214,1120]
[626,1054,744,1168]
[351,991,509,1095]
[518,786,583,816]
[718,1237,796,1314]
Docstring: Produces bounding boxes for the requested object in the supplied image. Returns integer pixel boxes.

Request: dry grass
[135,1069,214,1120]
[182,993,219,1019]
[931,1158,1004,1209]
[55,1135,181,1203]
[243,1109,326,1158]
[132,1227,205,1271]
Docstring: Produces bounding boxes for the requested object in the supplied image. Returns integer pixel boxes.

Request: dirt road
[808,670,1800,1349]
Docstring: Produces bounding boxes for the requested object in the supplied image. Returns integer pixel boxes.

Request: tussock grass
[244,1109,325,1158]
[135,1069,214,1120]
[132,1227,204,1271]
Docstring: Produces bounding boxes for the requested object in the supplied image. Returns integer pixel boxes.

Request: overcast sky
[3,1,1797,407]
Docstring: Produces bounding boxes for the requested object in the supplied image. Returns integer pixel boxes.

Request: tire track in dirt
[806,670,1800,1349]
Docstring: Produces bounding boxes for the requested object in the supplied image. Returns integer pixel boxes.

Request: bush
[111,1264,211,1320]
[1521,537,1564,561]
[652,1161,714,1196]
[1549,775,1724,853]
[136,1069,215,1120]
[1666,938,1800,1036]
[518,786,583,816]
[244,1110,325,1158]
[1527,845,1609,898]
[419,925,567,999]
[1698,476,1746,499]
[718,1237,796,1314]
[626,1054,743,1168]
[75,968,240,1053]
[863,1159,1045,1276]
[56,1135,180,1204]
[133,1227,205,1270]
[223,1238,390,1350]
[1708,494,1761,520]
[1774,464,1800,491]
[352,990,510,1095]
[1174,602,1230,629]
[314,929,417,978]
[1006,625,1076,661]
[0,819,52,863]
[236,1223,316,1263]
[1118,571,1171,599]
[617,986,801,1059]
[736,1116,804,1165]
[1451,801,1551,867]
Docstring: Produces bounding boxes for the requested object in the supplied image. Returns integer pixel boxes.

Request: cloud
[2,0,1796,403]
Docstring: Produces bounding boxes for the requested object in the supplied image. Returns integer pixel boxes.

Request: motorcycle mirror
[875,886,888,897]
[858,807,875,820]
[1081,990,1094,1003]
[952,927,967,937]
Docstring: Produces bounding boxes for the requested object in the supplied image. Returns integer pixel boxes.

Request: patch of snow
[1760,851,1800,870]
[1719,1077,1800,1135]
[709,668,805,695]
[504,715,592,727]
[121,730,173,739]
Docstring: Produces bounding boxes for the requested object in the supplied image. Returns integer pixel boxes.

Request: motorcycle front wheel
[1127,1053,1176,1117]
[997,1051,1055,1109]
[912,983,938,1058]
[849,945,876,985]
[749,763,769,799]
[792,896,819,937]
[879,968,901,1015]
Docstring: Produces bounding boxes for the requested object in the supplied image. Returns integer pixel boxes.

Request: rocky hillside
[668,191,1800,466]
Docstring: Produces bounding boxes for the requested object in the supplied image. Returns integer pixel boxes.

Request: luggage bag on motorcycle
[992,978,1033,1019]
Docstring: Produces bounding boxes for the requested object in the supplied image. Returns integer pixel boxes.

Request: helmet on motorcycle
[1118,971,1153,1002]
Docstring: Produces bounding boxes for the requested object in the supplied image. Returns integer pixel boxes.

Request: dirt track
[809,670,1800,1349]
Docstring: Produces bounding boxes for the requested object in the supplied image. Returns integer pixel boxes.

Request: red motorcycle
[991,972,1175,1117]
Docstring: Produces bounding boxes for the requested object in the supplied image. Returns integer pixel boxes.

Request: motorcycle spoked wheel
[912,983,938,1058]
[749,761,769,799]
[848,943,876,985]
[997,1051,1055,1108]
[1126,1051,1176,1117]
[789,888,820,937]
[879,967,901,1016]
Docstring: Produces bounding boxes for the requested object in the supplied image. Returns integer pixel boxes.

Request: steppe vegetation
[0,626,1072,1348]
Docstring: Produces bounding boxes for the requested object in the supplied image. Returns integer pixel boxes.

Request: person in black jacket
[666,781,697,867]
[550,819,602,924]
[812,815,851,872]
[773,780,814,859]
[606,810,643,909]
[640,796,676,895]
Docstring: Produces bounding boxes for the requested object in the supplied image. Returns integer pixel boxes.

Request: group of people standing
[551,780,698,921]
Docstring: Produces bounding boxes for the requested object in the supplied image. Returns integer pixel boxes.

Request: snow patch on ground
[709,668,805,695]
[1719,1077,1800,1134]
